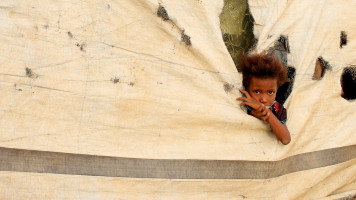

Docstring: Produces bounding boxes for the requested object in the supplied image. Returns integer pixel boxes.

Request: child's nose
[260,96,267,103]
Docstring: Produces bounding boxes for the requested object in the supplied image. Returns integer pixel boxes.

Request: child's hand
[236,89,271,123]
[250,104,271,124]
[236,89,262,110]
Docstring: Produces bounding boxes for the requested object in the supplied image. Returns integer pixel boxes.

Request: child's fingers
[241,102,261,111]
[261,107,268,116]
[239,89,251,98]
[236,97,247,101]
[240,102,254,108]
[251,109,267,122]
[240,102,247,106]
[245,102,263,110]
[262,112,270,123]
[258,104,264,112]
[250,109,263,119]
[254,111,264,118]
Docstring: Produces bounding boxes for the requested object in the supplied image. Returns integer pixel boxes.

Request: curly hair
[240,53,289,89]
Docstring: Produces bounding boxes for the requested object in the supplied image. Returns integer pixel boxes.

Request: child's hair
[240,53,289,89]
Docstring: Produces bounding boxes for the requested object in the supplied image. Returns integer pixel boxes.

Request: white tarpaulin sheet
[0,0,355,199]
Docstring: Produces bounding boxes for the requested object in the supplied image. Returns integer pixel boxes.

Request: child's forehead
[249,77,277,88]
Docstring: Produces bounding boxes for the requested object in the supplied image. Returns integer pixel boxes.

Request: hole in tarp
[181,30,191,46]
[220,1,295,104]
[341,67,356,100]
[25,67,33,77]
[25,67,38,78]
[220,0,256,72]
[276,66,296,105]
[275,35,290,53]
[157,4,170,21]
[313,57,331,80]
[340,31,347,48]
[268,35,290,66]
[268,35,294,105]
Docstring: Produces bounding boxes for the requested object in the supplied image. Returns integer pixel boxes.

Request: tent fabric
[0,0,355,199]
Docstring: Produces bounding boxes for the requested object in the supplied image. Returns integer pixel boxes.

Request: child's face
[247,77,278,107]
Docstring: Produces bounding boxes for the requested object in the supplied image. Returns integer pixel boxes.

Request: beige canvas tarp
[0,0,355,199]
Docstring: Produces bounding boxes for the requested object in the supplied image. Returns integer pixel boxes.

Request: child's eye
[268,91,275,95]
[254,90,260,94]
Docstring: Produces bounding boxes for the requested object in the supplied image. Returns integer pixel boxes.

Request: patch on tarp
[1,145,355,179]
[313,57,331,80]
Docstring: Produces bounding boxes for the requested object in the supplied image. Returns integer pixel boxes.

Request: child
[236,53,291,145]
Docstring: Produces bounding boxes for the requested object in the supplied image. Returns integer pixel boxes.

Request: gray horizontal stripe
[1,145,355,179]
